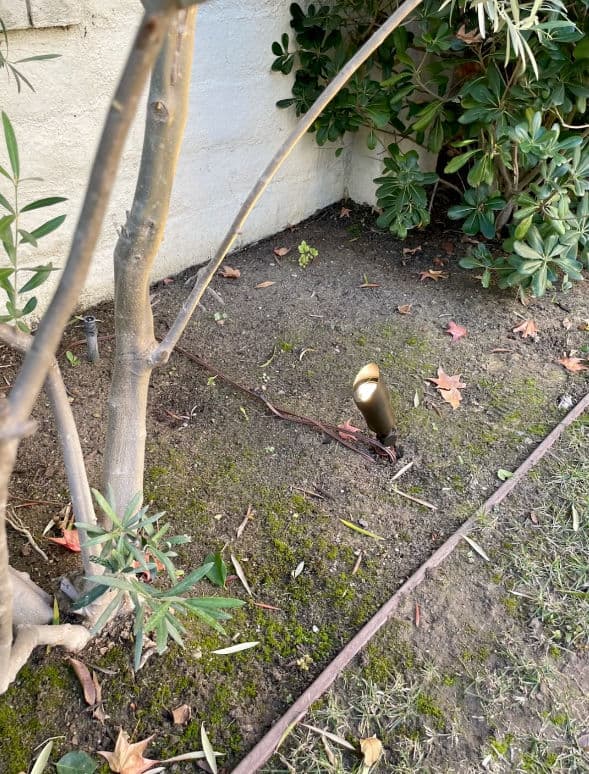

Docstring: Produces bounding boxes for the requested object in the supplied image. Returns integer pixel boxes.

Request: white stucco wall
[3,0,349,311]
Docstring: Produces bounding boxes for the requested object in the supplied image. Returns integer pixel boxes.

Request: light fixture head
[353,362,396,447]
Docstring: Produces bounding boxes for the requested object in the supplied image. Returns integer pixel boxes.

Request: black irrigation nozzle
[83,316,99,363]
[353,362,396,448]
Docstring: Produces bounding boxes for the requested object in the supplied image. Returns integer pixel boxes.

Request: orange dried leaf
[339,206,351,218]
[403,246,422,256]
[557,357,588,373]
[439,387,463,409]
[360,736,383,766]
[397,304,412,315]
[98,729,159,774]
[48,529,81,553]
[255,281,275,289]
[419,269,448,282]
[427,368,466,391]
[219,265,240,279]
[446,321,467,341]
[273,246,290,257]
[456,24,483,43]
[512,319,538,338]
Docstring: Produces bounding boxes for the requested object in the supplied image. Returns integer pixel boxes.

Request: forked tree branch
[151,0,425,363]
[0,1,195,693]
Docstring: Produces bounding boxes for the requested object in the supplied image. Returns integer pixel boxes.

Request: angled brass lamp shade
[353,363,396,447]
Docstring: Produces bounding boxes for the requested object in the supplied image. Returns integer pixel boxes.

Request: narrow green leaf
[19,263,55,293]
[0,192,14,213]
[339,518,384,540]
[15,54,61,63]
[20,196,67,213]
[167,563,214,596]
[30,214,66,240]
[2,112,19,179]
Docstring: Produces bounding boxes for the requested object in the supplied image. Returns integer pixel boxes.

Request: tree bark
[0,4,185,693]
[104,8,197,519]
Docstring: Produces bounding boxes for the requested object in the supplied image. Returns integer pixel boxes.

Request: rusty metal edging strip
[232,391,589,773]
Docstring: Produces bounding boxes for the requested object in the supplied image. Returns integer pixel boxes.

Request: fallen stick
[231,390,589,773]
[175,346,396,463]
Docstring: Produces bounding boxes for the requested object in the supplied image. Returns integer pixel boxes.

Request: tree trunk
[104,8,197,519]
[0,4,184,692]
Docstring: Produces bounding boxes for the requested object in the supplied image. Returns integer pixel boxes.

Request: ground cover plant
[272,0,589,298]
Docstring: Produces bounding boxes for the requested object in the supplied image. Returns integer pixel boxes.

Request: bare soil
[1,202,588,772]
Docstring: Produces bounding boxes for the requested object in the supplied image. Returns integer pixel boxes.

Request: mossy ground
[267,422,589,773]
[2,205,588,771]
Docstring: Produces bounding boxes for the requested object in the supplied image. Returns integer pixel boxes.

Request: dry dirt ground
[0,203,588,772]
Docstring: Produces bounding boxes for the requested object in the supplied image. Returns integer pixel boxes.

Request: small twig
[292,486,326,500]
[390,459,415,482]
[236,505,255,539]
[351,552,363,575]
[391,486,437,511]
[174,346,396,464]
[5,509,48,561]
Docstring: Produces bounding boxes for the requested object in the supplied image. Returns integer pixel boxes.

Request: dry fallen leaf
[419,269,449,282]
[557,356,588,373]
[162,277,174,285]
[441,240,455,255]
[69,658,96,706]
[433,256,448,267]
[171,704,192,725]
[456,23,483,43]
[562,317,572,330]
[578,731,589,750]
[446,320,467,342]
[403,246,422,256]
[397,303,412,315]
[359,282,380,289]
[219,265,240,279]
[48,528,81,553]
[337,419,362,441]
[512,319,538,338]
[339,206,351,218]
[360,736,383,768]
[273,246,290,257]
[578,320,589,331]
[99,729,158,774]
[427,368,466,410]
[255,281,275,289]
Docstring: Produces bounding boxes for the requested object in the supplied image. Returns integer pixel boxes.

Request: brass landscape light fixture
[353,363,396,448]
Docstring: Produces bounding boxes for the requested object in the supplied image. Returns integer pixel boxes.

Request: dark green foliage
[272,0,589,297]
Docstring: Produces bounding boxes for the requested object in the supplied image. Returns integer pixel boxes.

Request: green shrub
[272,0,589,298]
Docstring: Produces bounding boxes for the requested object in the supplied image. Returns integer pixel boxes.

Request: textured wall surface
[4,1,349,311]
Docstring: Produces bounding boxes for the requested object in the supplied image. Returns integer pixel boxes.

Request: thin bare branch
[152,0,425,363]
[0,323,96,575]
